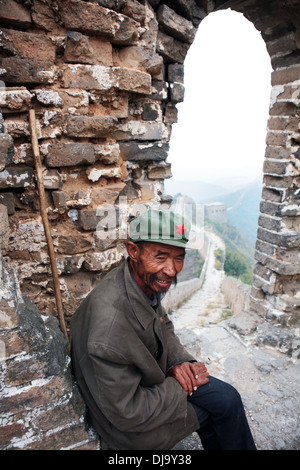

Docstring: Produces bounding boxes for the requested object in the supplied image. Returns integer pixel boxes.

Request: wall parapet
[0,0,299,450]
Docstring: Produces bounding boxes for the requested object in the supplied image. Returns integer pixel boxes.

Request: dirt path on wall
[172,230,227,330]
[169,231,300,451]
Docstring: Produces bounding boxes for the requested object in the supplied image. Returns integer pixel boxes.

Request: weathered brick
[257,226,300,248]
[0,88,33,113]
[62,64,112,91]
[255,239,276,257]
[169,82,185,103]
[1,28,56,62]
[258,214,282,232]
[266,32,298,58]
[84,246,124,271]
[271,65,300,85]
[1,57,55,85]
[0,330,29,359]
[33,89,63,107]
[168,63,184,83]
[0,133,14,170]
[0,422,25,447]
[262,186,283,202]
[121,0,146,23]
[3,116,31,139]
[52,191,67,209]
[156,30,190,63]
[269,101,297,116]
[265,131,287,146]
[254,249,300,276]
[89,91,128,119]
[66,115,117,138]
[86,166,122,182]
[117,45,160,74]
[260,200,293,217]
[120,141,169,161]
[273,83,300,101]
[94,142,120,164]
[43,169,62,189]
[114,67,151,95]
[111,13,140,46]
[0,375,73,417]
[251,271,276,295]
[142,102,160,121]
[0,203,9,247]
[60,0,139,45]
[164,104,178,123]
[151,80,168,101]
[90,182,125,206]
[263,159,291,175]
[46,143,95,167]
[64,31,113,66]
[113,121,164,141]
[268,116,299,132]
[0,167,34,189]
[5,355,49,387]
[163,0,207,26]
[71,439,100,450]
[56,233,94,255]
[78,209,99,231]
[147,162,172,179]
[265,145,291,160]
[0,192,15,214]
[157,4,196,44]
[263,174,294,189]
[31,0,57,31]
[32,401,85,433]
[0,0,31,28]
[35,89,89,115]
[26,422,93,450]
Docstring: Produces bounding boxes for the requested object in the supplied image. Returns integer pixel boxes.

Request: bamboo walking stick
[28,109,68,342]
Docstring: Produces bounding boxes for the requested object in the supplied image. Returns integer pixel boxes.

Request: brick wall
[0,0,299,449]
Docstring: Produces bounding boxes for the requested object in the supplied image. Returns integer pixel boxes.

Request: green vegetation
[224,247,253,284]
[206,177,262,242]
[177,248,204,282]
[214,248,225,270]
[170,192,255,286]
[221,309,233,321]
[208,219,254,285]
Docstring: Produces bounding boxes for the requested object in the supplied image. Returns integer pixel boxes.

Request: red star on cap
[175,223,186,236]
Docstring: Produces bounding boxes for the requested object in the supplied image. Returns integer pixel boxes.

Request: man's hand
[167,362,209,396]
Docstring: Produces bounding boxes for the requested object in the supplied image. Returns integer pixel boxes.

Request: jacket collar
[124,259,157,330]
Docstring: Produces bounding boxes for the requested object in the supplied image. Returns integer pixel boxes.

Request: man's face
[129,242,185,298]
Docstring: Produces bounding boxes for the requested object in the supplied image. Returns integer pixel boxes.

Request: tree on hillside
[224,248,252,284]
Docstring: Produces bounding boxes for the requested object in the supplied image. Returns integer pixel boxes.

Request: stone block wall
[0,250,99,449]
[0,0,299,450]
[0,0,191,325]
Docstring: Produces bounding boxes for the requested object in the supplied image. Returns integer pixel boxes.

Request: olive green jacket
[70,260,199,450]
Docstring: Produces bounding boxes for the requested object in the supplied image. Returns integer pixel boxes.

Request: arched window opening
[167,9,272,284]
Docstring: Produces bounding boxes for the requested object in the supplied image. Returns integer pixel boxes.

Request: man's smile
[150,274,175,291]
[155,279,172,288]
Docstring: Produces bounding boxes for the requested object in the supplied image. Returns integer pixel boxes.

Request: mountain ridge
[165,176,262,242]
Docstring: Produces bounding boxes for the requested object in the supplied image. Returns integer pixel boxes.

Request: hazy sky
[165,9,273,191]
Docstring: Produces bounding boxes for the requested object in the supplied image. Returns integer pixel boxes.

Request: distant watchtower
[204,202,227,224]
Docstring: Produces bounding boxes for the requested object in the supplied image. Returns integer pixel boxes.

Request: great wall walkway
[170,232,300,451]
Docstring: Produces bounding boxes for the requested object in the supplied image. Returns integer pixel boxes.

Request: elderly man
[70,209,256,450]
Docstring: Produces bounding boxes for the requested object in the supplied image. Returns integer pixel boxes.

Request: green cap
[129,209,190,248]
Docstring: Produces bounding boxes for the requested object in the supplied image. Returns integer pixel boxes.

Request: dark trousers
[187,376,256,450]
